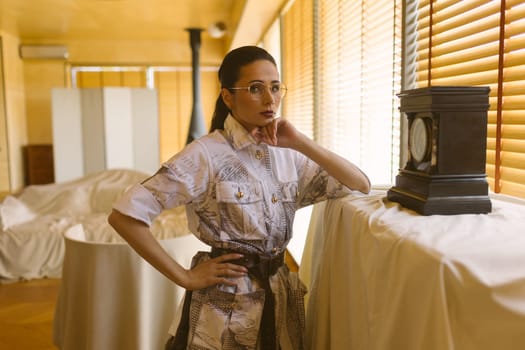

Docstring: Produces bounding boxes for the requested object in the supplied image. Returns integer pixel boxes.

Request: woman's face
[221,59,282,132]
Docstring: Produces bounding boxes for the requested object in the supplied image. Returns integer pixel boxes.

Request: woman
[108,45,370,350]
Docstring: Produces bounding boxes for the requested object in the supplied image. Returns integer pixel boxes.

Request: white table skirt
[53,224,208,350]
[300,191,525,350]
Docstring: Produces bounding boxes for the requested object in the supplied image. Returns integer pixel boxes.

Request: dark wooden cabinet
[23,145,55,185]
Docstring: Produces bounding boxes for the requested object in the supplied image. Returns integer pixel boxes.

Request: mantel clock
[387,86,492,215]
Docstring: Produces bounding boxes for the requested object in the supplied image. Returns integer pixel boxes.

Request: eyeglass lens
[248,82,286,97]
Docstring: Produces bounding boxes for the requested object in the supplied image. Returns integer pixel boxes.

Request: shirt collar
[224,114,257,150]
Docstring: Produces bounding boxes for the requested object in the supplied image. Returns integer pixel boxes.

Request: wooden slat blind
[75,69,147,88]
[416,0,525,198]
[281,0,402,185]
[281,0,315,139]
[154,69,218,161]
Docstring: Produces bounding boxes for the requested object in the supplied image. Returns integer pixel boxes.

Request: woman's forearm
[108,209,190,286]
[293,133,371,194]
[108,209,247,290]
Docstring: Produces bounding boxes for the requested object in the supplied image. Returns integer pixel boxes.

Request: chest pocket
[216,181,265,240]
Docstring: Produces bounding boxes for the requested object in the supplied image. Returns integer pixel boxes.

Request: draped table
[53,225,208,350]
[300,190,525,350]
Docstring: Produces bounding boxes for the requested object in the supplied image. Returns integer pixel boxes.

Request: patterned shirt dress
[113,115,352,350]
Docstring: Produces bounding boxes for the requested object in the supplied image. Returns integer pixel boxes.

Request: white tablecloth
[53,225,208,350]
[300,190,525,350]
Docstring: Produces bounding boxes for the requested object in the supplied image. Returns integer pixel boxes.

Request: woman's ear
[221,88,233,110]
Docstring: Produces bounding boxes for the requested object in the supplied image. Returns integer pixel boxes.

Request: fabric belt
[210,247,285,279]
[167,248,284,350]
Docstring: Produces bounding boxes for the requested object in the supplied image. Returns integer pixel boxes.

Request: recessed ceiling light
[208,21,227,39]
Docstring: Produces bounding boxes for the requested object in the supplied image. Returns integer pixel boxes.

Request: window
[416,0,525,198]
[72,66,148,88]
[281,0,403,185]
[282,0,315,140]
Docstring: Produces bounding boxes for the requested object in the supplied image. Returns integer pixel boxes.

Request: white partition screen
[52,88,159,182]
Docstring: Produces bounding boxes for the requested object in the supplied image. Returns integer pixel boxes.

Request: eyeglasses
[228,82,287,100]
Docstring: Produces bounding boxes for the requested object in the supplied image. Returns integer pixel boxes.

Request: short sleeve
[112,141,210,226]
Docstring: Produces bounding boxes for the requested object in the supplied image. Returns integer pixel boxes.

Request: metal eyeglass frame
[227,82,287,99]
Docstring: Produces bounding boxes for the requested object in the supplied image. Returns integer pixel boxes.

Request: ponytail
[209,94,230,132]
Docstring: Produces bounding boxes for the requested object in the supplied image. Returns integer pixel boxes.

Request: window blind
[281,0,315,139]
[416,0,525,198]
[153,68,218,161]
[154,70,192,161]
[281,0,402,185]
[74,68,147,88]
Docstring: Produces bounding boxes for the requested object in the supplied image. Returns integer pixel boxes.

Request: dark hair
[209,46,277,132]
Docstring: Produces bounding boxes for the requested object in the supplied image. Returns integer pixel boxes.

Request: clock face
[409,117,430,165]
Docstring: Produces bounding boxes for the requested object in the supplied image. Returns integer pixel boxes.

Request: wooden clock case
[387,86,492,215]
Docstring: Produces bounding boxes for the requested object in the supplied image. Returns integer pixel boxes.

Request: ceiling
[0,0,245,44]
